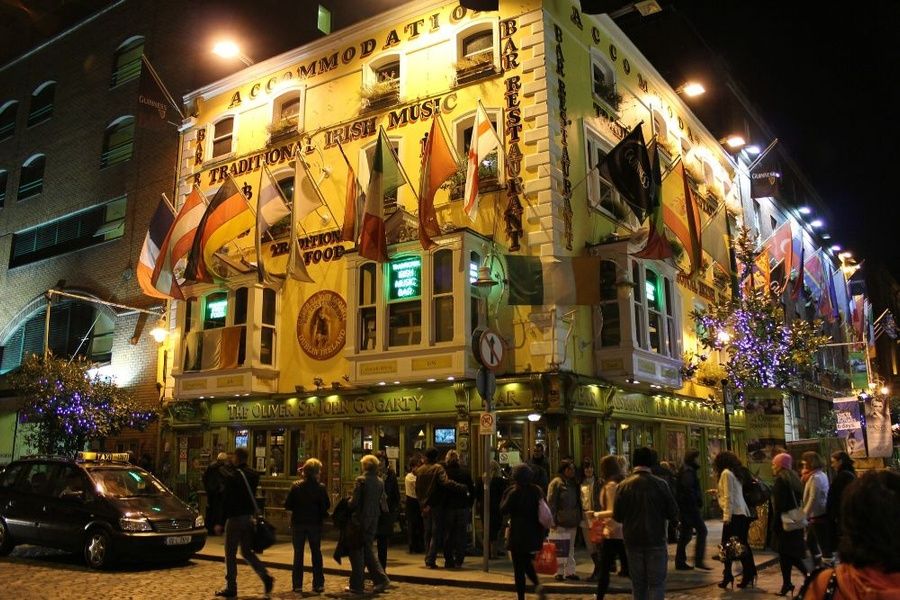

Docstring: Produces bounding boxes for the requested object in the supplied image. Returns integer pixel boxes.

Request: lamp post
[721,379,733,452]
[212,40,254,66]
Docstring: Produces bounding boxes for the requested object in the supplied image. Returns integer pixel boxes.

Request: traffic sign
[473,328,504,370]
[479,411,497,435]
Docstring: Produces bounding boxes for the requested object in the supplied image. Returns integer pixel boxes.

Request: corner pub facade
[162,0,749,529]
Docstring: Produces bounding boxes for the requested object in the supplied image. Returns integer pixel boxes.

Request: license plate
[165,535,192,546]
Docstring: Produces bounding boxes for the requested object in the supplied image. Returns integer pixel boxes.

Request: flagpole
[140,54,185,120]
[296,150,340,226]
[379,126,420,204]
[302,146,341,226]
[160,193,176,216]
[335,140,363,244]
[746,138,779,173]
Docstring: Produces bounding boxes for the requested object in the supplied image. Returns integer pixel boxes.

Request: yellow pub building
[164,0,750,526]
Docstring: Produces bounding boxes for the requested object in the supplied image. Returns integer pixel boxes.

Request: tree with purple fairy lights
[9,353,156,457]
[690,226,829,401]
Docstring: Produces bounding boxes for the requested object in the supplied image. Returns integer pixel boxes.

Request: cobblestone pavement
[1,546,795,599]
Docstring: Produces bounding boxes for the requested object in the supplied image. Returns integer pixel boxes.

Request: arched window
[101,116,135,167]
[455,22,498,83]
[18,154,45,199]
[27,81,56,126]
[433,249,454,343]
[0,100,17,141]
[272,90,303,132]
[454,109,503,190]
[0,170,7,208]
[111,36,144,87]
[590,50,618,111]
[211,116,235,159]
[363,53,401,109]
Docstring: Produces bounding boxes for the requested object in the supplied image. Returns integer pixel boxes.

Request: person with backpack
[801,451,831,567]
[713,451,757,589]
[674,449,710,571]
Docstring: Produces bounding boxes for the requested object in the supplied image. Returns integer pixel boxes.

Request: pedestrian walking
[797,470,900,600]
[593,454,629,600]
[443,449,475,568]
[714,450,757,590]
[376,453,400,572]
[404,456,424,553]
[579,459,602,581]
[347,454,391,595]
[770,452,808,597]
[527,442,550,492]
[674,449,710,571]
[284,457,330,594]
[415,447,466,569]
[613,447,678,600]
[801,451,831,567]
[215,447,274,599]
[825,451,855,557]
[500,463,546,600]
[202,452,228,535]
[548,459,583,581]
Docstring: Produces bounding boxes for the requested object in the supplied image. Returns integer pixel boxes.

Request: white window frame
[432,248,455,344]
[209,114,237,160]
[584,126,639,230]
[589,49,618,112]
[630,261,680,358]
[363,52,403,97]
[270,87,305,133]
[454,20,500,72]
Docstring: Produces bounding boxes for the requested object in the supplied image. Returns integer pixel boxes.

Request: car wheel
[83,529,113,569]
[0,519,15,556]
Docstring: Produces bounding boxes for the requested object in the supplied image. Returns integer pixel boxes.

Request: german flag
[185,175,254,282]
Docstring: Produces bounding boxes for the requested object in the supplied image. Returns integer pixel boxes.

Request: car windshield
[88,468,169,498]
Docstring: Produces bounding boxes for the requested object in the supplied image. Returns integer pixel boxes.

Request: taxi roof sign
[76,451,132,463]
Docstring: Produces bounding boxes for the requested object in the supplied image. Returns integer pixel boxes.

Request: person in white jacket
[713,451,757,589]
[801,451,831,566]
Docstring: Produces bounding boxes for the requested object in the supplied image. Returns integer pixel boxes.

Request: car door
[39,465,94,551]
[0,463,31,540]
[2,462,49,544]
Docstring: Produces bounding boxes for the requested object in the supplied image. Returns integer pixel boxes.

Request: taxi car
[0,452,206,568]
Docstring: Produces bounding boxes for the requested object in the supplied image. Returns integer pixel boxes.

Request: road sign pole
[477,366,495,572]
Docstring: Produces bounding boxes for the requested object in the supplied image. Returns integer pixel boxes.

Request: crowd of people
[200,443,900,600]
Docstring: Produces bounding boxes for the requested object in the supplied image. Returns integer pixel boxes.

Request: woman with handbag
[714,451,757,589]
[547,459,583,581]
[593,454,627,600]
[771,452,809,596]
[500,463,546,600]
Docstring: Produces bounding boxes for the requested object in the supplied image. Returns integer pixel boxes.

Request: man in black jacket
[215,447,274,599]
[203,452,228,535]
[415,447,467,569]
[674,449,710,570]
[443,450,475,568]
[614,447,678,600]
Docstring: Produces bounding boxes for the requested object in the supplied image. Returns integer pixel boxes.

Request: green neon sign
[207,299,228,320]
[389,256,421,301]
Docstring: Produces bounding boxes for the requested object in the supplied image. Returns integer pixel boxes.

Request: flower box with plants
[266,116,299,143]
[442,154,501,200]
[361,79,400,111]
[593,80,622,112]
[454,54,497,85]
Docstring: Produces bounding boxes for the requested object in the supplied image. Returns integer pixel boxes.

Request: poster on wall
[834,396,866,458]
[744,389,786,482]
[864,394,893,458]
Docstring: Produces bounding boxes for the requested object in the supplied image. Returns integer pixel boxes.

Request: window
[469,250,481,333]
[456,23,497,82]
[211,116,234,159]
[111,36,144,87]
[632,261,645,349]
[317,5,332,34]
[753,199,762,234]
[18,154,45,200]
[376,60,400,84]
[363,54,401,108]
[27,81,56,126]
[359,262,377,351]
[272,91,302,131]
[234,287,248,325]
[100,116,135,168]
[0,299,115,373]
[585,129,639,228]
[5,196,131,267]
[770,215,778,233]
[0,100,17,141]
[627,263,678,358]
[433,249,454,343]
[388,256,422,347]
[0,170,6,208]
[203,292,228,329]
[362,137,400,210]
[261,288,276,365]
[590,52,618,110]
[596,260,620,347]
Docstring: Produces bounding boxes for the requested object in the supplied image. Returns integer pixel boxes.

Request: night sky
[3,0,897,279]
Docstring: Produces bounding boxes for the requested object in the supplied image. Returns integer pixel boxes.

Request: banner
[864,394,893,458]
[834,396,866,458]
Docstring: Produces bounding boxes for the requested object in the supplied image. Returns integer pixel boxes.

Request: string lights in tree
[691,226,829,402]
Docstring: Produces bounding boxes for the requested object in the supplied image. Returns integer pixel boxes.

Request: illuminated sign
[207,299,228,320]
[469,261,479,284]
[389,256,421,301]
[645,281,656,304]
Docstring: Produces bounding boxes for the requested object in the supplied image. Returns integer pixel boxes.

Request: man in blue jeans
[613,447,679,600]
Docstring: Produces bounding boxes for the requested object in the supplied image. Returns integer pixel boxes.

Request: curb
[194,552,781,594]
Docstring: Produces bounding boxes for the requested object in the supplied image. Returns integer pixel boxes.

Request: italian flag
[359,128,404,262]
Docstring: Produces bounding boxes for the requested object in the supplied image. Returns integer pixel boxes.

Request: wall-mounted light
[527,412,542,422]
[810,219,824,228]
[721,134,746,150]
[798,206,812,215]
[149,318,168,343]
[212,40,254,66]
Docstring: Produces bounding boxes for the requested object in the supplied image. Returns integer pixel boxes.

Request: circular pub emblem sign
[296,291,347,360]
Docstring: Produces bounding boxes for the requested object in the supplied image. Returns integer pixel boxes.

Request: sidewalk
[195,520,777,593]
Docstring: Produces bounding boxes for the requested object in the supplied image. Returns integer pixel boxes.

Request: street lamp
[212,40,254,66]
[678,81,706,97]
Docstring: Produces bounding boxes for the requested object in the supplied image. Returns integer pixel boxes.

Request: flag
[185,175,254,283]
[256,165,292,283]
[832,267,849,322]
[137,54,182,130]
[750,169,782,200]
[293,155,323,223]
[460,0,499,9]
[632,144,672,260]
[419,117,458,250]
[286,162,315,283]
[660,160,700,272]
[597,124,653,223]
[765,221,793,291]
[359,128,404,262]
[137,197,175,299]
[464,103,501,221]
[339,144,365,243]
[804,251,825,304]
[790,238,805,302]
[507,255,603,305]
[701,206,731,274]
[820,262,837,323]
[151,187,206,299]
